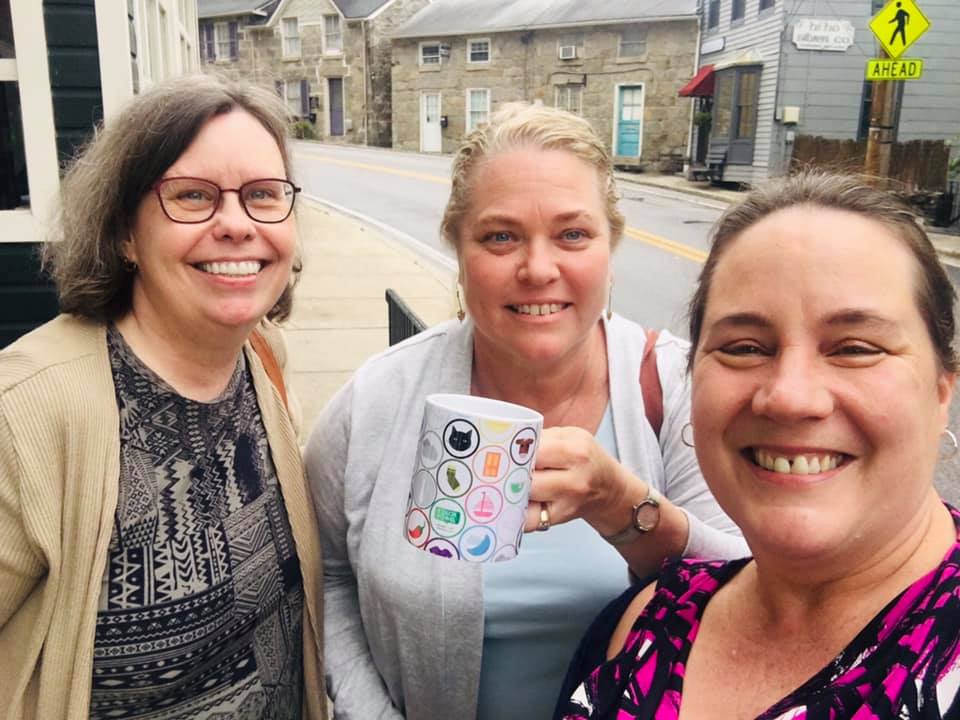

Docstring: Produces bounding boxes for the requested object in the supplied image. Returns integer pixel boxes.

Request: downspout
[361,17,369,146]
[685,9,703,177]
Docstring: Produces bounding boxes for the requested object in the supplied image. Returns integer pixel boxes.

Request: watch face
[634,500,660,532]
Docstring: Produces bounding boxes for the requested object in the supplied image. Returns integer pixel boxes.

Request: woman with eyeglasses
[0,75,326,719]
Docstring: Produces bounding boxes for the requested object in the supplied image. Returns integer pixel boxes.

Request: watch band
[601,486,661,546]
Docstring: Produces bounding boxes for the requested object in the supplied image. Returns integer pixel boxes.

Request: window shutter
[300,79,309,117]
[229,21,239,60]
[203,23,215,61]
[275,80,284,98]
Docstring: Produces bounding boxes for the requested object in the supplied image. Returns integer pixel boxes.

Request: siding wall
[700,0,783,184]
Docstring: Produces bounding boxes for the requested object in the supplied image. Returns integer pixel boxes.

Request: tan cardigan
[0,315,326,720]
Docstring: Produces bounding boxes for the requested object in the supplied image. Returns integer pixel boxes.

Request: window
[420,42,441,65]
[467,38,490,63]
[557,33,584,59]
[466,88,490,132]
[324,14,342,54]
[282,17,300,58]
[208,20,237,61]
[707,0,720,29]
[619,27,647,58]
[731,0,746,22]
[712,66,761,164]
[277,79,309,117]
[554,84,582,114]
[759,0,775,10]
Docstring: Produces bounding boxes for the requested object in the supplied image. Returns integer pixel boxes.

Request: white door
[420,92,442,153]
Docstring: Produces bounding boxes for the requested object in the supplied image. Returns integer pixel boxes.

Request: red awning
[678,65,715,97]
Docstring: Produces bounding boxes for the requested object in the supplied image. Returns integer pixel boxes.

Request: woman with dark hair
[558,172,960,719]
[0,75,325,719]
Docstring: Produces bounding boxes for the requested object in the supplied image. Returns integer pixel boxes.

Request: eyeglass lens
[157,178,296,223]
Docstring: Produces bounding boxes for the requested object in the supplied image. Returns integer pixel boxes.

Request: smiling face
[457,147,612,368]
[691,205,954,564]
[124,110,295,339]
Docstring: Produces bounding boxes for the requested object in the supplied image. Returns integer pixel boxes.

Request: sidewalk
[615,171,960,261]
[285,199,456,430]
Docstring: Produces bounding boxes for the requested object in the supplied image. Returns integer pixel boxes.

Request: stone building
[198,0,428,146]
[390,0,699,168]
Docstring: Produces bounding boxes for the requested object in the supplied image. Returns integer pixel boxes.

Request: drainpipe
[361,18,369,146]
[685,11,702,178]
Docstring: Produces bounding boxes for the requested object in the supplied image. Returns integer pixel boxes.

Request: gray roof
[197,0,276,19]
[393,0,697,38]
[330,0,394,19]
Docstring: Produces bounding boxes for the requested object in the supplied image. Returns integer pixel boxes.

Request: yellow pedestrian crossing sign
[869,0,930,59]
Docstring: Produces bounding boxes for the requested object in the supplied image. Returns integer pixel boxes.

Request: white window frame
[419,41,442,66]
[1,1,59,243]
[215,20,233,60]
[618,27,647,58]
[282,17,300,59]
[465,87,490,132]
[554,84,582,115]
[323,14,342,55]
[466,37,490,64]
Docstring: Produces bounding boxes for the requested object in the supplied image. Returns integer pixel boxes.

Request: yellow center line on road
[624,226,707,264]
[299,153,451,185]
[299,150,707,264]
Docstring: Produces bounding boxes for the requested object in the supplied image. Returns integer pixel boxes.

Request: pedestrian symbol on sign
[868,0,930,59]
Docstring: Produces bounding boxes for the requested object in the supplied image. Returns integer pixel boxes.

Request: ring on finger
[537,502,551,532]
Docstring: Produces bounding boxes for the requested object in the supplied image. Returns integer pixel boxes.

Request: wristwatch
[601,486,661,546]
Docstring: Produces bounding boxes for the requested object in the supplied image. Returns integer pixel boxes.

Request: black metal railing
[385,288,426,346]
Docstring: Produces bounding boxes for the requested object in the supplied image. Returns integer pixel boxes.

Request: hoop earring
[456,286,466,323]
[941,428,958,460]
[606,280,613,321]
[681,422,695,448]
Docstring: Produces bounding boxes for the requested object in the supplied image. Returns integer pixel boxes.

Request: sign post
[864,0,931,181]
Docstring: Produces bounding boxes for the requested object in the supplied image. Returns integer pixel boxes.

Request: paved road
[292,141,960,506]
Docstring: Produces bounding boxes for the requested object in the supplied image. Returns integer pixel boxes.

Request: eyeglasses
[154,177,301,224]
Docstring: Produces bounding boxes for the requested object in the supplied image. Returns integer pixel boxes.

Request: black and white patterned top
[90,326,303,719]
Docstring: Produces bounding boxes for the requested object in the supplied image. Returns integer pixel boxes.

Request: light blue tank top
[477,405,629,720]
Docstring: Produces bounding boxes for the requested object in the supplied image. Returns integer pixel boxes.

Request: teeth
[753,449,843,475]
[199,261,262,276]
[515,303,564,316]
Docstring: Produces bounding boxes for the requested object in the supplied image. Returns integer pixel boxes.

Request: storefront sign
[792,18,855,51]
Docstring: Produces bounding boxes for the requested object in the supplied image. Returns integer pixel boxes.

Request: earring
[681,422,695,448]
[122,257,138,273]
[606,280,613,321]
[941,428,958,460]
[456,286,466,323]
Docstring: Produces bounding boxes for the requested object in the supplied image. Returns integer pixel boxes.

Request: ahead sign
[869,0,931,58]
[865,58,924,79]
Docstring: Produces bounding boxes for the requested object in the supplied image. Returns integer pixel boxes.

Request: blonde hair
[688,171,958,372]
[43,74,300,322]
[439,102,625,251]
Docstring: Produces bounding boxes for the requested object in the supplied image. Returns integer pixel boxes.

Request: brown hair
[439,102,625,251]
[43,74,301,322]
[687,171,958,372]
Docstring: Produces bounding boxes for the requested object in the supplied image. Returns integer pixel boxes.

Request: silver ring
[537,502,551,532]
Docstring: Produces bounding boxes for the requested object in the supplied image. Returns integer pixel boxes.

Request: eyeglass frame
[153,176,302,224]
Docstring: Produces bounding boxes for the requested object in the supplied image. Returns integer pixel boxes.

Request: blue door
[615,85,644,157]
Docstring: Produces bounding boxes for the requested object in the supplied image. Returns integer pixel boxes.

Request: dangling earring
[941,428,958,460]
[606,279,614,320]
[122,257,138,273]
[456,286,466,323]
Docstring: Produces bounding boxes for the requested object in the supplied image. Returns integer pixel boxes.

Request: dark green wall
[0,244,58,348]
[43,0,104,163]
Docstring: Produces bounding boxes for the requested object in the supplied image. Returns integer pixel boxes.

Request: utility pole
[863,50,900,184]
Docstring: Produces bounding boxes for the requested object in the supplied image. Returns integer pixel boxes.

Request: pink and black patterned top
[557,505,960,720]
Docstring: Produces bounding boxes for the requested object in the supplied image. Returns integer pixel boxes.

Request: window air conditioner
[559,45,577,60]
[439,43,451,56]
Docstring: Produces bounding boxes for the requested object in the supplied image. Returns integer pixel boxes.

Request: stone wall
[391,19,697,165]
